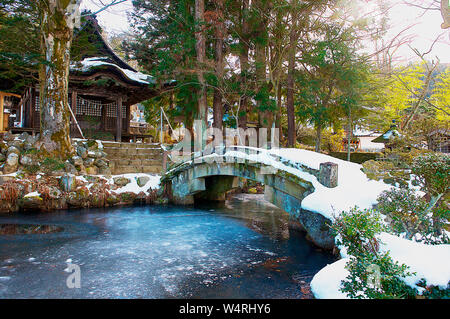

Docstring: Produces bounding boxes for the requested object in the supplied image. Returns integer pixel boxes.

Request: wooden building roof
[68,16,160,106]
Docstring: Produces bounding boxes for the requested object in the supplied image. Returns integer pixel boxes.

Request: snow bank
[310,258,350,299]
[272,148,391,220]
[379,233,450,290]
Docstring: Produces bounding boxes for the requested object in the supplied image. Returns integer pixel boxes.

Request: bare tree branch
[81,0,128,17]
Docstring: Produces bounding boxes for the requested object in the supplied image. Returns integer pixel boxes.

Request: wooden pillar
[126,104,130,135]
[71,90,77,136]
[71,90,77,117]
[116,96,122,142]
[30,87,35,129]
[0,92,4,132]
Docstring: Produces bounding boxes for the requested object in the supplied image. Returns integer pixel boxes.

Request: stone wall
[0,132,111,176]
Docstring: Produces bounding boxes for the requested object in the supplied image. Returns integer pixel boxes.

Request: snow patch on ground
[109,173,161,195]
[23,191,41,198]
[311,258,350,299]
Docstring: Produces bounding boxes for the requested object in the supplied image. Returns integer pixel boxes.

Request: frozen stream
[0,194,336,298]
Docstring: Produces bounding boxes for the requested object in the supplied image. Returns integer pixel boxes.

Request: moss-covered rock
[3,153,19,174]
[114,177,130,187]
[21,194,43,210]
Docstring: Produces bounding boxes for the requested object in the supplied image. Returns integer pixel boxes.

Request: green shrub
[332,207,417,299]
[24,164,40,174]
[20,147,39,155]
[41,157,65,172]
[342,253,417,299]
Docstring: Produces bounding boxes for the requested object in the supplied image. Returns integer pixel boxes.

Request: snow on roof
[353,127,378,136]
[383,129,400,139]
[70,57,155,85]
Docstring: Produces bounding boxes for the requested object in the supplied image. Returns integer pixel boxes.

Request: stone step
[104,149,163,156]
[103,146,163,151]
[101,141,163,175]
[102,142,161,149]
[141,165,163,172]
[110,159,162,166]
[107,154,163,161]
[103,145,162,151]
[112,165,162,174]
[103,147,163,153]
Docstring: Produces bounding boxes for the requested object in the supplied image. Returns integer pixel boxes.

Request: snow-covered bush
[377,188,448,244]
[411,153,449,205]
[332,207,417,299]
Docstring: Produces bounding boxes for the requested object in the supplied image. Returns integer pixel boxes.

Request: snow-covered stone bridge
[161,146,390,249]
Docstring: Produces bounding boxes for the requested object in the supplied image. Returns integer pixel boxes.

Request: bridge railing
[162,144,339,188]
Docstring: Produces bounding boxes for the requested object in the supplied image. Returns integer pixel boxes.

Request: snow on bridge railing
[162,145,338,188]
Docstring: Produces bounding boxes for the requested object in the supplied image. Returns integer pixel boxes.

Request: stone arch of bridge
[162,158,335,249]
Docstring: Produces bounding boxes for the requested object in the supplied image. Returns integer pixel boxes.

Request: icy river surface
[0,194,336,298]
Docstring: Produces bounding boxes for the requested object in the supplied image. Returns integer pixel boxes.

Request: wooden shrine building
[9,17,160,142]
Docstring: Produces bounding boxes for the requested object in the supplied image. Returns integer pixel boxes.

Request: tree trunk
[195,0,207,147]
[212,0,224,130]
[255,43,270,127]
[256,39,270,128]
[37,0,81,159]
[347,107,352,162]
[238,0,249,129]
[315,124,322,153]
[441,0,450,29]
[286,10,298,148]
[255,1,271,129]
[276,82,282,144]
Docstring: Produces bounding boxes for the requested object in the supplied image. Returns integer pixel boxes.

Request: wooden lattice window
[106,103,116,118]
[104,103,126,117]
[76,96,103,116]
